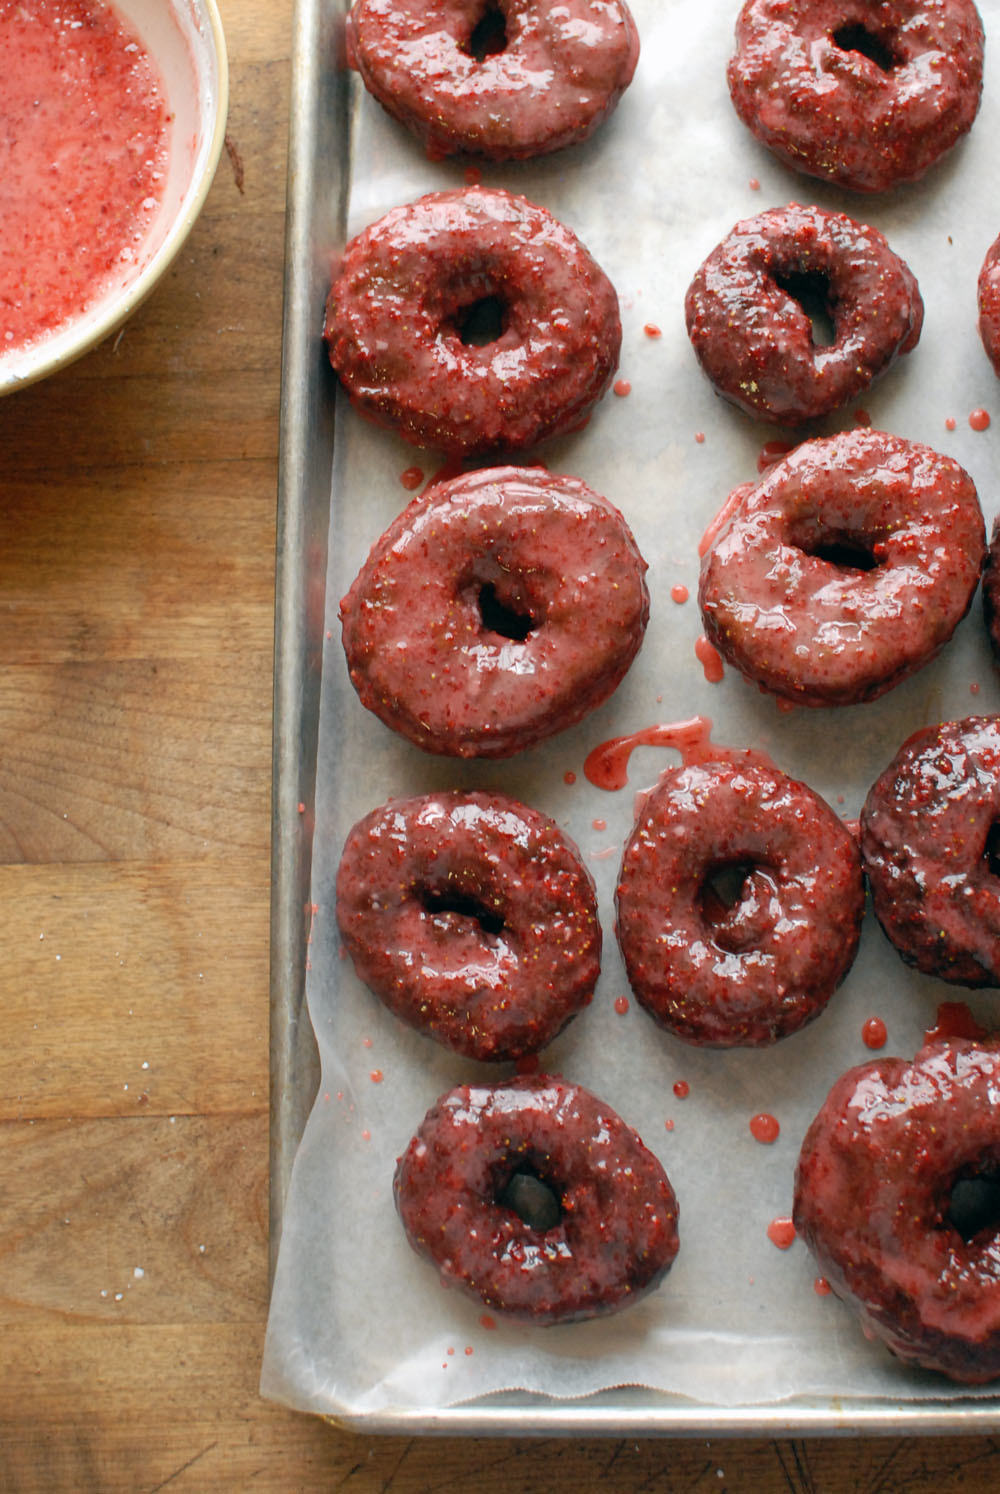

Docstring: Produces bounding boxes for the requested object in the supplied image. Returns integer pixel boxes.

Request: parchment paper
[261,0,1000,1418]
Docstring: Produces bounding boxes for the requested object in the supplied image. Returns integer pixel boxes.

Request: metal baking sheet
[266,0,1000,1433]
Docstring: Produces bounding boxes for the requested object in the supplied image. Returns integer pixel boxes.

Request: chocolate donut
[727,0,985,194]
[336,790,600,1061]
[394,1073,680,1323]
[324,186,621,456]
[979,234,1000,377]
[340,465,649,758]
[795,1037,1000,1383]
[698,430,985,708]
[684,204,923,426]
[615,761,863,1047]
[345,0,640,161]
[861,716,1000,987]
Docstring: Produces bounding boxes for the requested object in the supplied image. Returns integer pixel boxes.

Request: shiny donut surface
[979,234,1000,377]
[861,715,1000,986]
[340,465,649,757]
[698,430,985,707]
[394,1073,680,1324]
[615,760,863,1046]
[335,790,601,1061]
[727,0,985,192]
[324,186,621,456]
[795,1037,1000,1383]
[346,0,640,160]
[684,204,923,426]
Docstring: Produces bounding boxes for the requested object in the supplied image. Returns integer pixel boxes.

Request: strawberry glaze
[0,0,169,352]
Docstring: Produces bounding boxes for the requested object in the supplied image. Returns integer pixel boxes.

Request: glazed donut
[861,716,1000,987]
[324,187,621,456]
[340,465,649,758]
[698,430,985,708]
[794,1037,1000,1383]
[979,234,1000,377]
[335,790,601,1061]
[684,204,923,426]
[345,0,640,161]
[727,0,985,194]
[394,1073,680,1323]
[615,761,863,1047]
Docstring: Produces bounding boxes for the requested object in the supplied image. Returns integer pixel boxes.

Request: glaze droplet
[861,1016,887,1050]
[767,1216,796,1250]
[750,1112,780,1144]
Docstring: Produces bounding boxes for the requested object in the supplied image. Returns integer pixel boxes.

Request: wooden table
[1,1,999,1486]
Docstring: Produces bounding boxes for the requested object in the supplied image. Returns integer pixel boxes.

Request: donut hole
[419,886,505,937]
[699,859,777,951]
[453,293,508,348]
[497,1167,562,1231]
[832,22,900,74]
[463,0,509,63]
[983,823,1000,879]
[477,580,537,641]
[791,523,881,573]
[946,1173,1000,1245]
[773,268,837,348]
[805,535,880,572]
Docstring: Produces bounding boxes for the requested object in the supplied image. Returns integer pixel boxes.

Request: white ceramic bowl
[0,0,229,396]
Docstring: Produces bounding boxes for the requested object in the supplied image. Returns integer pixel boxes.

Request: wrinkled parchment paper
[262,0,1000,1420]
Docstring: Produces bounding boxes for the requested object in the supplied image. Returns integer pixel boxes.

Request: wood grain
[1,0,1000,1486]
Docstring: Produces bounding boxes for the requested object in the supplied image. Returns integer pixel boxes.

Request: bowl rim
[0,0,231,397]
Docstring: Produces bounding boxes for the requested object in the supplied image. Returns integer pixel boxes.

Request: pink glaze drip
[923,1001,987,1046]
[672,1079,690,1099]
[699,483,755,556]
[583,715,774,792]
[613,379,632,397]
[756,440,794,474]
[695,634,724,684]
[969,408,991,431]
[670,583,689,604]
[400,465,424,490]
[426,459,468,488]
